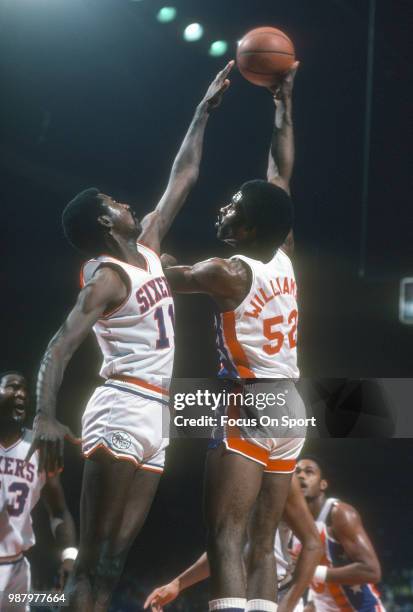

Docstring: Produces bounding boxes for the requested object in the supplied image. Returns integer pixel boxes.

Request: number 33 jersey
[81,242,175,397]
[0,430,46,556]
[215,248,299,379]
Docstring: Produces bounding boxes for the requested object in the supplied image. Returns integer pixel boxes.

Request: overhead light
[183,23,204,42]
[157,7,177,23]
[209,41,228,57]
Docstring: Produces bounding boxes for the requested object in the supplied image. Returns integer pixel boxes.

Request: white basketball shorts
[0,555,31,612]
[82,381,169,473]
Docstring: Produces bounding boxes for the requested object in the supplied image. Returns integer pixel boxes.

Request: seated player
[144,474,322,612]
[0,371,77,612]
[26,62,234,612]
[162,63,303,612]
[294,457,385,611]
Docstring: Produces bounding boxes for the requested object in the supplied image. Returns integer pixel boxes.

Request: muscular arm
[267,64,299,193]
[164,257,250,311]
[280,476,323,611]
[27,266,128,472]
[325,503,382,585]
[139,61,234,253]
[267,63,298,257]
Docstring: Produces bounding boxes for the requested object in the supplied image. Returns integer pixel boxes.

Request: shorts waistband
[107,375,169,397]
[0,552,24,565]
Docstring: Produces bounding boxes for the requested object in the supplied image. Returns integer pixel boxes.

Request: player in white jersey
[144,475,322,612]
[0,371,77,611]
[26,62,234,612]
[294,457,385,612]
[162,62,305,612]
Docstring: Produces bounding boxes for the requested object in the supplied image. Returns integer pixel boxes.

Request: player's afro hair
[238,180,293,248]
[62,188,106,257]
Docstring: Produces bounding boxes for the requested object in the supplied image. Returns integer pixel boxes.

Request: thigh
[204,444,263,532]
[79,453,161,561]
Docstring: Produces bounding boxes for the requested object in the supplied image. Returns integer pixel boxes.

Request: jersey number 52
[263,309,298,355]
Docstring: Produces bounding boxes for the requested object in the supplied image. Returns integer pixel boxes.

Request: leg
[246,471,292,602]
[67,451,160,612]
[204,444,264,600]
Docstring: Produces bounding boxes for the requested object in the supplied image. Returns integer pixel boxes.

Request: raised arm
[26,266,128,473]
[267,62,299,194]
[41,474,78,589]
[139,61,234,252]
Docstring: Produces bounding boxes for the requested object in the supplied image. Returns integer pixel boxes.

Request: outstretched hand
[144,579,180,610]
[201,60,235,111]
[268,60,300,101]
[25,413,81,475]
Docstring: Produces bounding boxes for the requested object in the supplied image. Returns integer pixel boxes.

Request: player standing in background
[0,371,77,612]
[144,474,322,611]
[26,63,234,612]
[163,63,304,612]
[295,457,385,612]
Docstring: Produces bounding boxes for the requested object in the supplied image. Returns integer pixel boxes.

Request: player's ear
[97,214,113,229]
[320,478,328,492]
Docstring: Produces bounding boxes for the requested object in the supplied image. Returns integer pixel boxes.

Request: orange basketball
[236,26,295,87]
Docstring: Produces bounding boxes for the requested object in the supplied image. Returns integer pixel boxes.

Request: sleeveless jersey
[309,498,384,612]
[81,243,175,400]
[0,430,46,557]
[215,248,299,379]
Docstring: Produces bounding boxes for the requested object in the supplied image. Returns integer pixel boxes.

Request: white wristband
[313,565,328,584]
[61,547,78,562]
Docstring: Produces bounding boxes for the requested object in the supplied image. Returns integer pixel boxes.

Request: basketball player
[25,62,234,612]
[0,371,77,611]
[162,63,303,612]
[144,474,322,612]
[295,457,385,611]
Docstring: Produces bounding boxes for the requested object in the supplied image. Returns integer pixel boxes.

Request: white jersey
[215,248,299,379]
[0,430,46,557]
[81,243,175,400]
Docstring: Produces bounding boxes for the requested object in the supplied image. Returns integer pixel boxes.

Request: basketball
[236,26,295,87]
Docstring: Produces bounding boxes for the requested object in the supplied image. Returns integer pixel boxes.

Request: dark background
[0,0,412,607]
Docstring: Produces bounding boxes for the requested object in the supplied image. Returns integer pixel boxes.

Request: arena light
[209,40,228,57]
[183,23,204,42]
[157,7,177,23]
[399,278,413,324]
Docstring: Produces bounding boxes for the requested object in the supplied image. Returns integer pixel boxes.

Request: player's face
[216,193,249,246]
[295,459,324,499]
[0,374,28,424]
[99,193,142,236]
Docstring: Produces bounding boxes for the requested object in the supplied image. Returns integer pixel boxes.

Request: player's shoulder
[194,257,246,280]
[331,500,361,528]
